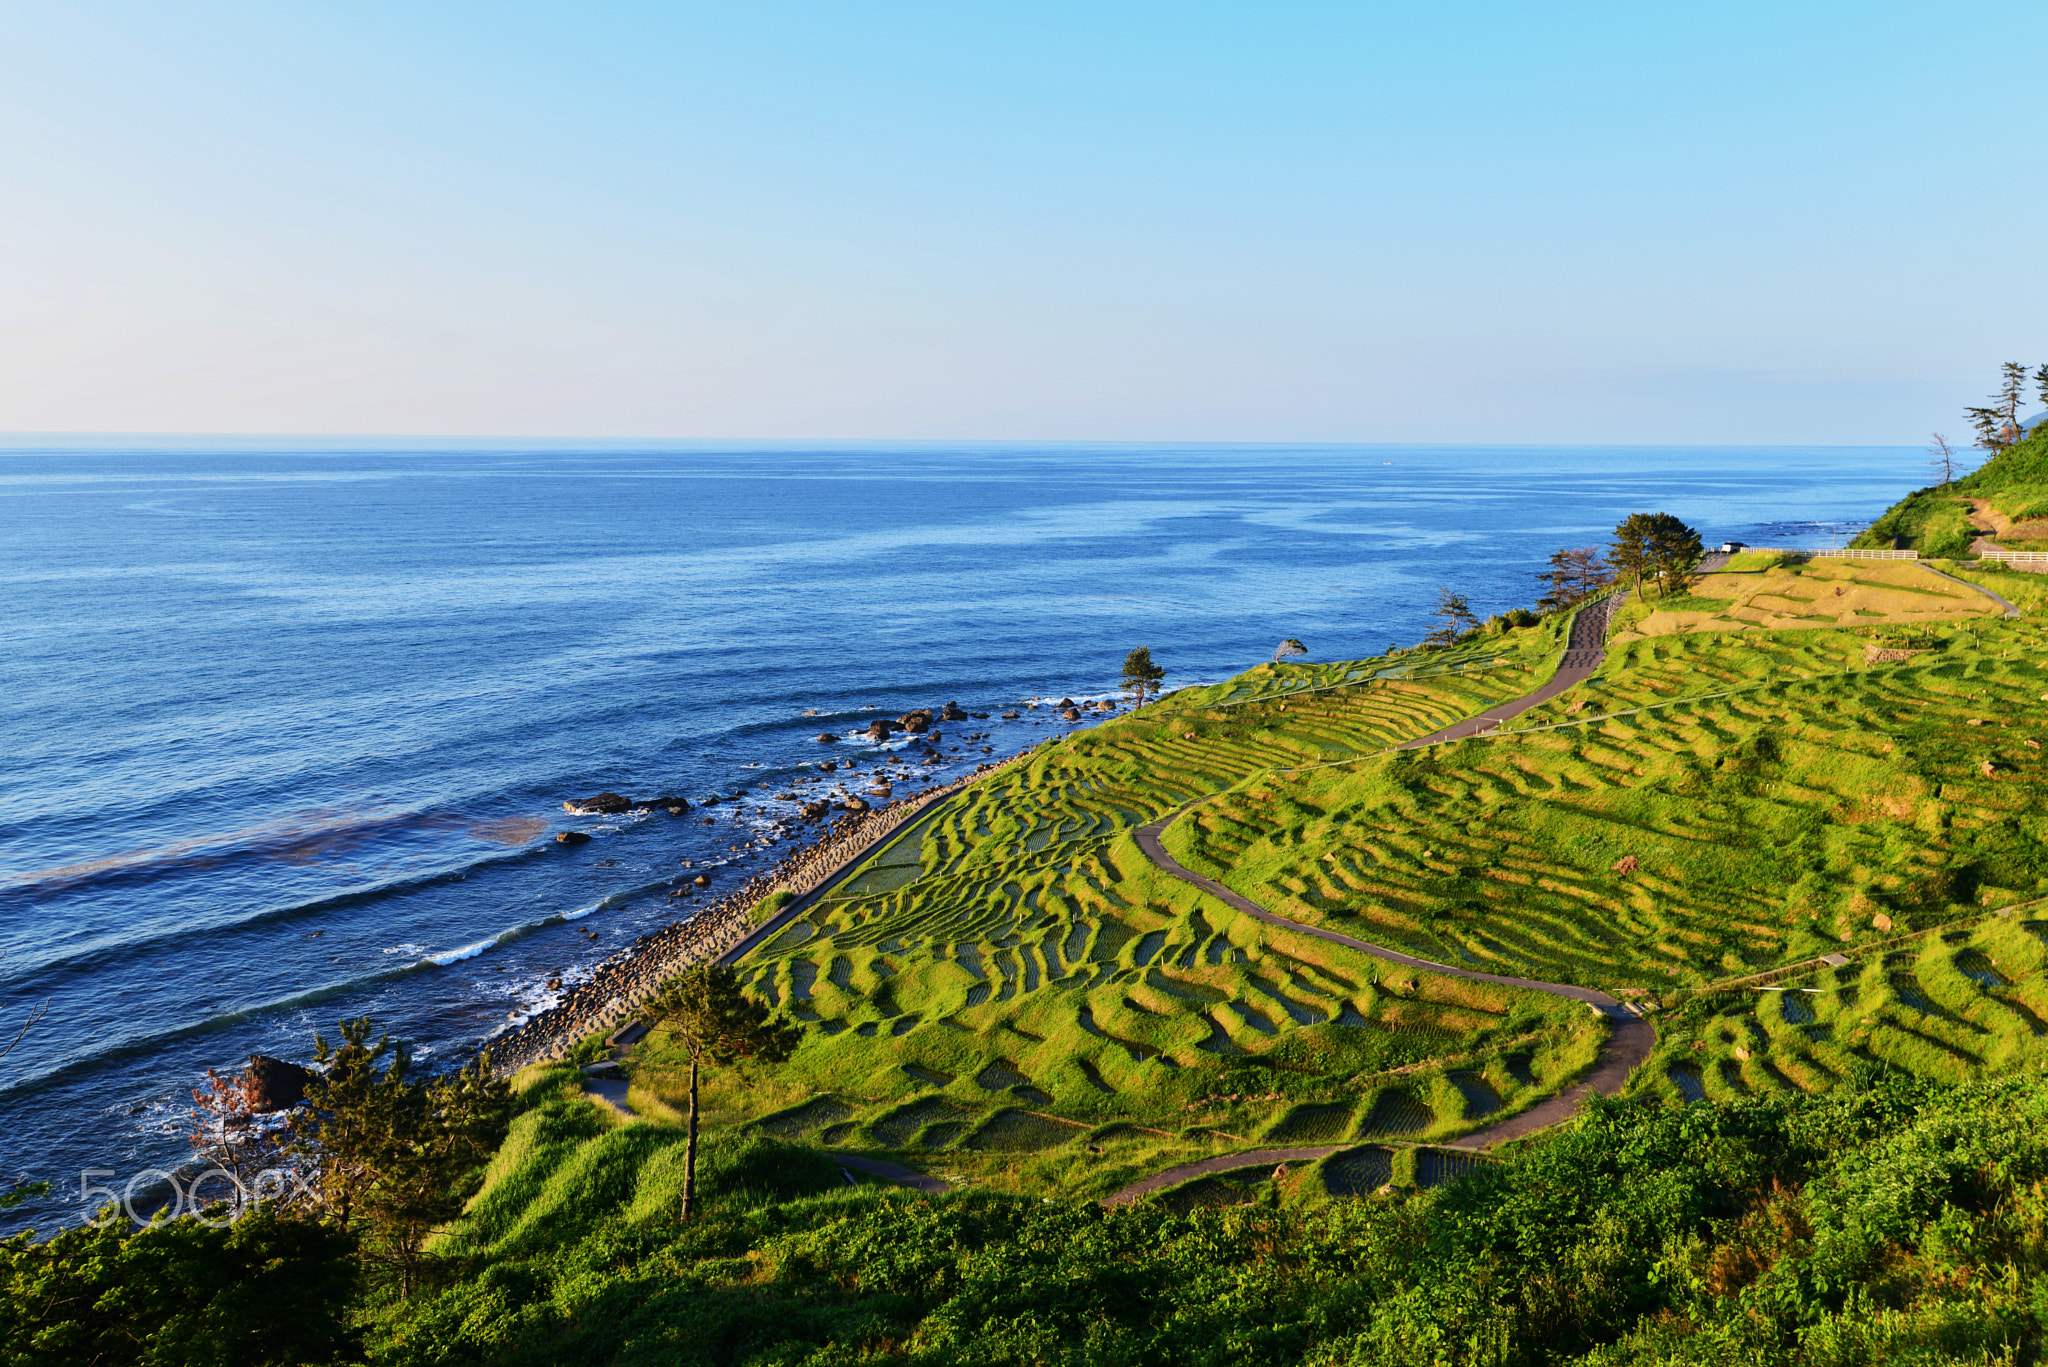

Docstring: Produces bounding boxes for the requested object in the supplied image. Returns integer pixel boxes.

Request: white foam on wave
[424,935,499,967]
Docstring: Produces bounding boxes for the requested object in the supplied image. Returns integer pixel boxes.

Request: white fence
[1809,548,1919,560]
[1980,547,2048,564]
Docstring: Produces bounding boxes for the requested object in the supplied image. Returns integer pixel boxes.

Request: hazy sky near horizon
[2,2,2042,444]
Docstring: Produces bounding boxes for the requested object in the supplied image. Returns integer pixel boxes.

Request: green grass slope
[1856,423,2048,555]
[373,1068,2048,1366]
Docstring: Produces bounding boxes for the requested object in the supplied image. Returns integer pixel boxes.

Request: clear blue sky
[1,2,2040,442]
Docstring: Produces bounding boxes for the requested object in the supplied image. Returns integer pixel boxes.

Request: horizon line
[0,430,1925,452]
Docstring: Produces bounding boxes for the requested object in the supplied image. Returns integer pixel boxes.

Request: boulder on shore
[562,792,633,815]
[246,1055,311,1112]
[556,831,593,845]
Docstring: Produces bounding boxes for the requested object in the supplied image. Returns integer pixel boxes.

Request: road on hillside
[1395,593,1623,748]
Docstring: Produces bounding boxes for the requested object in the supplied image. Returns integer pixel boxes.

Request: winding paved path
[1926,563,2023,617]
[1112,595,1656,1205]
[1395,594,1622,748]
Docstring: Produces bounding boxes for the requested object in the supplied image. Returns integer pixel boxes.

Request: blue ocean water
[0,438,1920,1226]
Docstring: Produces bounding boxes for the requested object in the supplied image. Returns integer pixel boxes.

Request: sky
[0,2,2042,444]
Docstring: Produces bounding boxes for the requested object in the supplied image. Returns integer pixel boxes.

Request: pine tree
[1928,433,1959,486]
[1967,362,2032,452]
[1609,513,1656,599]
[1121,647,1167,706]
[1535,547,1614,610]
[651,964,801,1221]
[1611,513,1701,600]
[1643,513,1704,598]
[1424,589,1479,646]
[287,1019,511,1296]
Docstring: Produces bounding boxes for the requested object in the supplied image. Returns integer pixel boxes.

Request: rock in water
[815,732,839,743]
[1056,698,1076,709]
[556,831,593,845]
[246,1055,311,1112]
[1061,708,1082,721]
[562,792,633,814]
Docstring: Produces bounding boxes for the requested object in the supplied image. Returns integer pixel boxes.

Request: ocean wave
[0,842,554,989]
[0,806,552,898]
[0,902,634,1099]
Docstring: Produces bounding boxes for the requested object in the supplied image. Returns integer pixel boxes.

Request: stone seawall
[486,745,1040,1076]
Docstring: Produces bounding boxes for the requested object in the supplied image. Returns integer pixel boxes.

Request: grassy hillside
[367,1065,2048,1365]
[1856,423,2048,555]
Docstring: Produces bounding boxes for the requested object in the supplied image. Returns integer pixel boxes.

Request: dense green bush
[0,1204,358,1366]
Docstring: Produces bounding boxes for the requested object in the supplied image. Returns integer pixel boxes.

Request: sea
[0,438,1923,1229]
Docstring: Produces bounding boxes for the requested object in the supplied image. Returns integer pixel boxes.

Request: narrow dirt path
[1114,593,1655,1204]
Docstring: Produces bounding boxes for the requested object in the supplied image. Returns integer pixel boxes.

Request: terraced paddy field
[610,565,2048,1201]
[1172,624,2048,987]
[620,620,1619,1199]
[1647,912,2048,1107]
[1611,554,1991,639]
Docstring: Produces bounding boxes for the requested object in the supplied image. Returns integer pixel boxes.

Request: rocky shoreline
[485,744,1043,1076]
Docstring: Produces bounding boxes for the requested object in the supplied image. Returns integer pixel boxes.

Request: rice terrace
[576,491,2048,1215]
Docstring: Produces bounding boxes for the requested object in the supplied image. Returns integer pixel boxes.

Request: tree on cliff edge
[651,964,801,1221]
[1966,362,2033,452]
[1121,647,1167,707]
